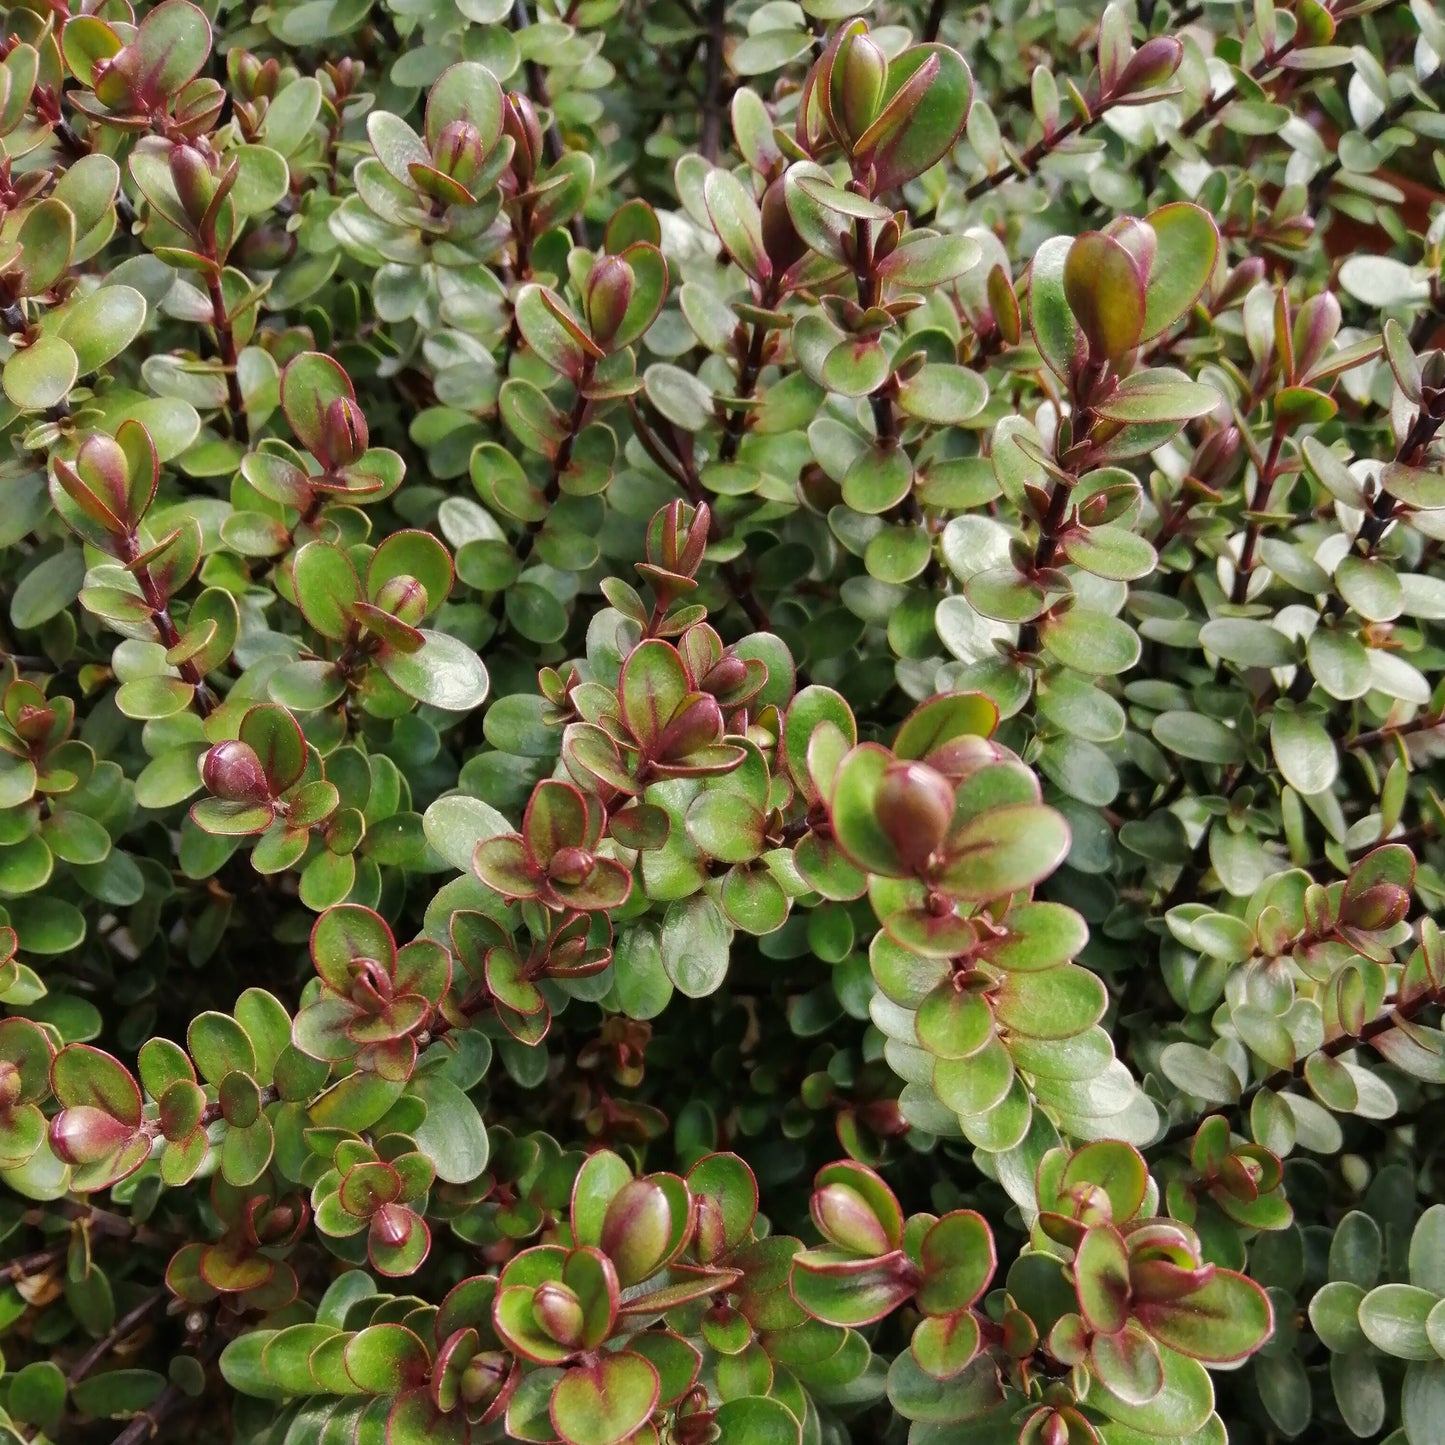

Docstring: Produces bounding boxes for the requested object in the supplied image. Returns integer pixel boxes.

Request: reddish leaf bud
[1128,1257,1215,1303]
[875,761,955,872]
[434,119,487,195]
[48,1106,134,1165]
[0,1061,20,1110]
[370,1202,414,1250]
[322,396,369,469]
[202,740,272,804]
[600,1178,673,1285]
[168,143,216,229]
[1114,36,1183,96]
[235,226,298,271]
[1292,290,1342,382]
[583,255,634,348]
[700,656,748,697]
[460,1350,510,1406]
[1342,882,1410,930]
[1103,215,1158,279]
[1191,426,1243,489]
[548,846,596,887]
[829,31,887,147]
[760,176,808,277]
[13,703,55,744]
[693,1194,729,1265]
[812,1181,891,1256]
[654,694,724,762]
[531,1281,585,1348]
[373,575,429,625]
[1040,1412,1070,1445]
[71,433,135,528]
[503,92,545,187]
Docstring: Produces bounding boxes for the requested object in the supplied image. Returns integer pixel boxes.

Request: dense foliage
[0,0,1444,1442]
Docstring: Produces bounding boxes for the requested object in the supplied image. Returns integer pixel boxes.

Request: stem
[627,401,773,631]
[700,0,727,162]
[206,271,248,447]
[512,0,586,246]
[1348,711,1443,752]
[67,1292,164,1387]
[963,108,1093,201]
[517,363,595,563]
[922,0,948,41]
[3,1244,65,1280]
[122,536,216,717]
[1229,422,1287,604]
[852,217,900,448]
[108,1343,218,1445]
[718,282,778,463]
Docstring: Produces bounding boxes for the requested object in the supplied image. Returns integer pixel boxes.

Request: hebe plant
[2,0,1445,1441]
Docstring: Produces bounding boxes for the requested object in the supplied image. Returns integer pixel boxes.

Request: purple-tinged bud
[1218,256,1266,309]
[812,1182,891,1256]
[374,575,429,625]
[829,32,887,147]
[202,740,272,804]
[257,1203,299,1242]
[875,761,955,872]
[460,1351,510,1406]
[1291,290,1342,382]
[648,500,711,575]
[532,1281,585,1348]
[434,119,487,194]
[1062,1181,1113,1225]
[583,255,634,348]
[13,703,54,744]
[548,847,595,887]
[503,92,545,187]
[760,175,808,276]
[48,1107,134,1166]
[235,226,297,271]
[73,433,136,527]
[1191,426,1243,489]
[1128,1257,1215,1304]
[168,143,216,229]
[1103,214,1158,279]
[1114,36,1183,97]
[1040,1412,1070,1445]
[680,504,712,574]
[693,1195,729,1264]
[700,656,748,697]
[370,1202,414,1250]
[1342,882,1410,930]
[599,1178,673,1285]
[654,694,724,762]
[321,396,368,469]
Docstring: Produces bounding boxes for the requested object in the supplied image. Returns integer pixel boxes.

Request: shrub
[1,0,1444,1442]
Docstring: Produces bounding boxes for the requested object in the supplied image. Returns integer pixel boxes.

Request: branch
[700,0,727,162]
[1153,985,1445,1150]
[512,0,587,246]
[67,1292,165,1388]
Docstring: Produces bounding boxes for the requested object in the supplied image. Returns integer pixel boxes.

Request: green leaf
[1141,203,1219,340]
[1141,1270,1274,1362]
[1359,1283,1438,1360]
[661,894,731,997]
[4,336,79,411]
[377,630,489,711]
[549,1352,660,1445]
[409,1072,489,1184]
[1270,708,1338,796]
